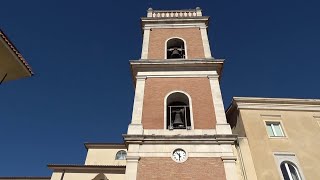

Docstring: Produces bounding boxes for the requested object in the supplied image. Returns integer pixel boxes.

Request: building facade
[227,97,320,180]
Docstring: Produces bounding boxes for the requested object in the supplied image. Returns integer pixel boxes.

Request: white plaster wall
[51,172,124,180]
[85,148,127,165]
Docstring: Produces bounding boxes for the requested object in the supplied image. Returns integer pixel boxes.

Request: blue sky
[1,0,319,176]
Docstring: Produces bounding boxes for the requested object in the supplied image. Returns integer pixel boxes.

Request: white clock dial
[172,149,187,163]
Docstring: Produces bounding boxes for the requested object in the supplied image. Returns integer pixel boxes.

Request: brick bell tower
[124,7,238,180]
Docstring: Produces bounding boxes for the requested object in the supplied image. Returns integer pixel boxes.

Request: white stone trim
[232,97,320,112]
[137,70,217,78]
[163,90,195,130]
[127,76,146,135]
[144,23,207,29]
[125,156,140,180]
[273,152,306,180]
[222,156,239,180]
[141,28,150,59]
[164,37,188,59]
[125,144,234,158]
[208,75,232,134]
[144,129,216,136]
[200,27,212,58]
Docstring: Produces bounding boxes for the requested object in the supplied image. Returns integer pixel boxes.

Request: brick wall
[148,28,205,59]
[142,77,216,129]
[137,157,226,180]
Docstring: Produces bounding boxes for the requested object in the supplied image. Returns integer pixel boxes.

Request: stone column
[141,28,151,59]
[200,27,212,58]
[222,156,239,180]
[208,74,232,134]
[127,75,146,135]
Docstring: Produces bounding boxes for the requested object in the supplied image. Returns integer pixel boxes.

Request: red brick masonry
[142,77,216,129]
[148,28,205,59]
[137,157,226,180]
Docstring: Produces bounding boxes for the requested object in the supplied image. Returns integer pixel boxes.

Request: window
[266,122,285,137]
[166,38,186,59]
[166,92,191,130]
[280,161,302,180]
[115,150,127,160]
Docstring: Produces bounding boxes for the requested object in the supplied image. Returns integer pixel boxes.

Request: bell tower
[124,7,238,180]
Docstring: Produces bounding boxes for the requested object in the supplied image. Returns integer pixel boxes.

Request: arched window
[166,92,191,130]
[280,161,302,180]
[166,38,186,59]
[115,150,127,160]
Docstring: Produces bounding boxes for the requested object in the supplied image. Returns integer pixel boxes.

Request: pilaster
[200,27,212,58]
[222,156,239,180]
[141,28,151,59]
[208,74,232,134]
[127,76,146,135]
[125,156,140,180]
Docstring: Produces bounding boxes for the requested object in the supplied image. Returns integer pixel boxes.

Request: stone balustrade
[147,7,202,18]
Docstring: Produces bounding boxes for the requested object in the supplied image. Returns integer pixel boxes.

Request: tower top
[146,7,203,18]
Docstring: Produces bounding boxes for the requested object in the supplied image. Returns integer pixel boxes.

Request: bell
[170,48,182,58]
[172,109,184,127]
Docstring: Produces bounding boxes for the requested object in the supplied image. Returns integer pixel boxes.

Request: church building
[1,7,319,180]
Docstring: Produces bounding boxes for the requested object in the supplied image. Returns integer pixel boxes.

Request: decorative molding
[47,164,126,173]
[84,143,126,150]
[123,134,237,145]
[231,97,320,112]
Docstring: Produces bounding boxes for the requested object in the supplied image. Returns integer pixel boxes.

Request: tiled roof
[0,29,34,75]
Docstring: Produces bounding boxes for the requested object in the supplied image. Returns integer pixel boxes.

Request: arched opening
[92,173,108,180]
[166,38,186,59]
[115,150,127,160]
[280,161,302,180]
[166,92,191,130]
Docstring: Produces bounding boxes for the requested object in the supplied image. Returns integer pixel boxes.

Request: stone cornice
[84,143,126,150]
[0,178,50,180]
[141,16,209,27]
[228,97,320,112]
[47,164,126,173]
[130,59,224,85]
[123,134,237,146]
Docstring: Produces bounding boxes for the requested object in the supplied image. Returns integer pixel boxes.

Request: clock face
[172,149,187,163]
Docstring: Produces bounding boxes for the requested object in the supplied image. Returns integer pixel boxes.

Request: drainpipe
[236,138,248,180]
[0,73,7,85]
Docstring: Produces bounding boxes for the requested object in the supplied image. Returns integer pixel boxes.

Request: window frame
[115,150,127,160]
[280,161,302,180]
[163,91,194,130]
[164,37,188,59]
[264,120,286,138]
[273,152,305,180]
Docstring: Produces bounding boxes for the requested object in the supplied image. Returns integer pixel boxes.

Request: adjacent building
[227,97,320,180]
[0,29,33,84]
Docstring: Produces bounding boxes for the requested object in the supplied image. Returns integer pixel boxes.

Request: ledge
[130,59,224,85]
[47,164,126,173]
[123,134,237,146]
[84,143,126,150]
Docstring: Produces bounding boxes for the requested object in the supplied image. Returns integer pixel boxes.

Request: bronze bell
[172,109,184,127]
[170,48,182,58]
